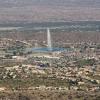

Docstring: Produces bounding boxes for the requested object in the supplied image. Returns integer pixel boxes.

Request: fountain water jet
[26,28,67,53]
[47,28,52,51]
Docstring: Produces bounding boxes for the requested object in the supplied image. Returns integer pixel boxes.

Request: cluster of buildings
[0,61,99,92]
[0,32,100,93]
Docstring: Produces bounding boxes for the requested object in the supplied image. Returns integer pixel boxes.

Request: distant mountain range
[0,0,100,23]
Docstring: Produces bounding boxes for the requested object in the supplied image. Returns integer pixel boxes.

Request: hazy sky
[0,0,100,22]
[0,0,100,7]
